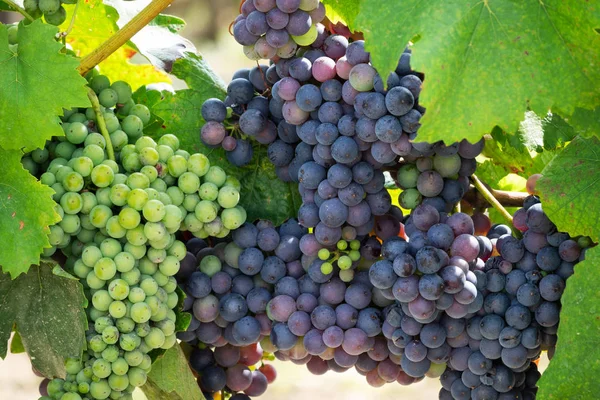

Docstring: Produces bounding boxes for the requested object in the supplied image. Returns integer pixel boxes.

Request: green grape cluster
[25,72,247,400]
[23,0,76,26]
[317,238,362,281]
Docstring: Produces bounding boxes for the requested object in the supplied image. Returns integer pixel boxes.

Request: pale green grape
[63,171,85,192]
[94,258,117,281]
[100,238,122,258]
[127,188,149,211]
[130,302,151,324]
[102,326,119,344]
[194,200,218,223]
[204,166,227,187]
[217,186,240,208]
[114,252,135,273]
[108,300,127,318]
[91,164,114,188]
[139,147,159,166]
[92,290,112,311]
[119,208,141,230]
[127,172,150,190]
[80,192,98,214]
[108,279,130,300]
[166,155,187,177]
[157,134,179,150]
[105,216,127,239]
[71,156,94,177]
[140,165,158,183]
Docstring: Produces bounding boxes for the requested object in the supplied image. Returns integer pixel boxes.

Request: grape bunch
[23,0,76,26]
[25,71,248,400]
[234,0,327,60]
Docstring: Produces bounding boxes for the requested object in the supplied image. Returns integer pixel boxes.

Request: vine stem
[77,0,174,76]
[2,0,34,21]
[60,0,80,40]
[470,174,513,225]
[87,88,115,161]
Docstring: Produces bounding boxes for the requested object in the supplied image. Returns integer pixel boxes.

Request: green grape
[90,379,112,399]
[92,290,112,311]
[318,248,330,261]
[182,193,200,212]
[94,231,108,246]
[157,145,174,163]
[124,350,144,367]
[68,112,87,123]
[119,333,140,352]
[104,113,121,133]
[63,171,84,192]
[48,158,68,173]
[109,184,130,207]
[122,153,142,172]
[72,156,94,177]
[184,213,203,232]
[77,228,96,243]
[101,345,120,363]
[60,214,80,234]
[56,141,77,159]
[139,147,159,166]
[109,300,127,318]
[116,317,135,334]
[121,268,141,286]
[145,188,160,201]
[162,204,183,229]
[40,172,56,186]
[349,250,361,262]
[108,373,130,392]
[130,302,151,323]
[224,175,242,191]
[175,171,199,194]
[166,240,186,260]
[114,252,135,273]
[87,270,106,290]
[199,182,218,201]
[51,183,66,202]
[84,132,106,149]
[78,382,90,395]
[102,160,119,174]
[92,358,112,379]
[158,256,180,277]
[108,279,130,300]
[194,200,218,223]
[99,88,119,108]
[102,326,119,344]
[110,130,129,152]
[155,319,175,337]
[31,148,48,165]
[127,367,147,387]
[161,333,177,350]
[138,258,157,275]
[166,292,178,309]
[204,166,227,187]
[143,222,167,241]
[91,165,115,188]
[100,238,122,258]
[200,255,221,277]
[117,98,135,117]
[163,277,178,293]
[83,144,105,166]
[166,186,184,206]
[127,188,149,210]
[175,149,190,159]
[217,186,240,208]
[55,166,74,183]
[150,178,167,192]
[127,172,150,190]
[320,262,333,274]
[399,188,422,209]
[44,5,67,26]
[47,378,65,396]
[80,192,98,214]
[135,322,151,338]
[96,187,112,207]
[147,248,166,263]
[338,255,352,270]
[158,192,172,206]
[73,259,91,279]
[113,173,128,186]
[157,133,179,151]
[119,208,141,230]
[337,240,348,251]
[140,277,158,296]
[126,225,147,247]
[154,281,168,297]
[128,287,146,303]
[167,155,187,177]
[65,122,89,145]
[48,225,65,246]
[111,81,132,104]
[124,243,146,260]
[433,154,462,178]
[94,258,117,281]
[90,75,110,94]
[339,268,354,282]
[122,115,144,138]
[140,165,158,183]
[120,145,137,160]
[204,217,223,236]
[65,357,83,375]
[60,192,83,214]
[21,156,37,175]
[221,206,246,230]
[89,205,113,228]
[144,327,165,349]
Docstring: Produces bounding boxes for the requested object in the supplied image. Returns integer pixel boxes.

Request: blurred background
[0,1,549,399]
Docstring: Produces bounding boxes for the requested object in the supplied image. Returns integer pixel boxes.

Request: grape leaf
[537,246,600,399]
[143,343,203,400]
[144,52,302,225]
[322,0,361,29]
[60,0,170,89]
[10,331,25,354]
[103,0,196,72]
[537,136,600,243]
[0,263,88,378]
[0,148,61,278]
[0,20,89,152]
[351,0,600,145]
[561,107,600,139]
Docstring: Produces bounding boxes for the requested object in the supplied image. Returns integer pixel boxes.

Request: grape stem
[2,0,34,21]
[59,0,81,40]
[470,174,513,225]
[77,0,174,76]
[87,88,115,161]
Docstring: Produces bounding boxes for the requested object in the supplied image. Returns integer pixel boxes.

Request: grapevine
[0,1,599,400]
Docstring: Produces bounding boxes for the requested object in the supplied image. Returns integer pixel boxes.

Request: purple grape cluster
[233,0,327,60]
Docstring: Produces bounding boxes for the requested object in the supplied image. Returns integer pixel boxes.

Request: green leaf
[143,343,203,400]
[103,0,195,72]
[0,20,89,152]
[10,331,25,354]
[353,0,600,145]
[537,136,600,243]
[561,107,600,139]
[0,262,88,378]
[541,113,578,150]
[0,148,61,278]
[60,0,170,89]
[537,246,600,399]
[322,0,361,30]
[174,286,191,333]
[143,52,301,225]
